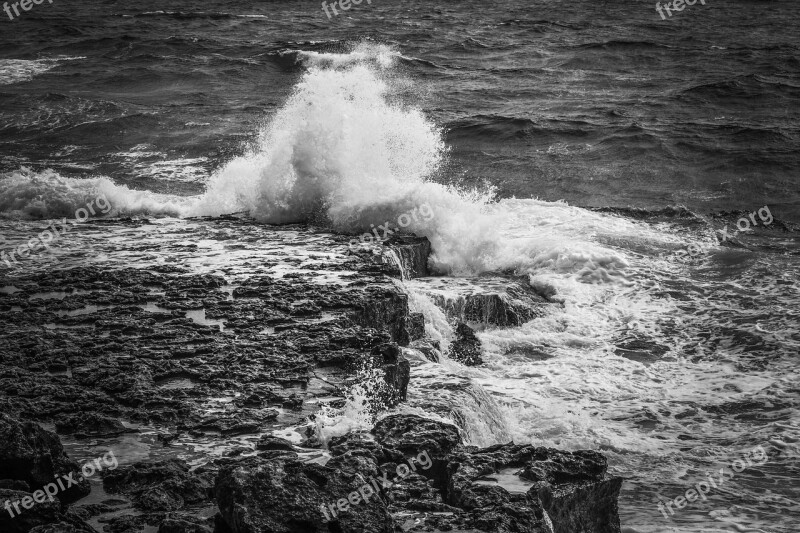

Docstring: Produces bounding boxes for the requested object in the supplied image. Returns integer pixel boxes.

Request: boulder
[102,459,214,512]
[446,444,622,533]
[0,488,61,533]
[448,323,484,366]
[214,456,394,533]
[255,435,294,452]
[372,414,461,461]
[54,413,131,439]
[0,414,91,503]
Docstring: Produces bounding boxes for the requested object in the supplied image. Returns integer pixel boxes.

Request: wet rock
[408,339,441,363]
[352,288,412,346]
[28,522,97,533]
[448,323,484,366]
[372,414,461,460]
[424,278,554,327]
[371,343,411,406]
[102,459,214,512]
[384,235,431,278]
[0,488,61,533]
[0,414,91,503]
[406,312,425,341]
[327,432,404,466]
[255,435,294,452]
[445,443,621,533]
[54,413,131,439]
[0,479,30,491]
[157,515,213,533]
[215,456,394,533]
[101,515,148,533]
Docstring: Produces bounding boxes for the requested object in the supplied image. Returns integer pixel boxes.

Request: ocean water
[1,1,799,532]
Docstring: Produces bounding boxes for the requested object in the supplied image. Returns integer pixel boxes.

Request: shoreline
[0,216,622,532]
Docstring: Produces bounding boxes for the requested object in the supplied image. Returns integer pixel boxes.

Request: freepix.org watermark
[659,205,773,262]
[3,450,118,519]
[0,194,111,269]
[320,450,432,521]
[655,0,707,20]
[322,0,373,19]
[3,0,54,21]
[348,203,434,251]
[656,443,769,520]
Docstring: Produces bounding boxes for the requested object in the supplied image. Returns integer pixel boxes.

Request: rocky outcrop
[54,413,132,439]
[0,221,621,532]
[0,488,96,533]
[214,415,622,533]
[370,343,411,406]
[447,443,621,533]
[102,459,215,512]
[214,455,394,533]
[448,323,484,366]
[418,277,556,327]
[372,414,461,460]
[383,235,432,278]
[0,415,91,504]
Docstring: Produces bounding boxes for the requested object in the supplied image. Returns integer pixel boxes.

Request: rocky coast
[0,216,622,533]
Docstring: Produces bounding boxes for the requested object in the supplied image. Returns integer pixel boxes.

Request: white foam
[0,57,84,85]
[0,168,188,219]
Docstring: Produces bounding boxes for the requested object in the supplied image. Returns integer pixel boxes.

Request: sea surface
[1,0,799,531]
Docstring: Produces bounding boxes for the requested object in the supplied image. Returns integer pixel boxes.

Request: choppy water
[1,1,799,531]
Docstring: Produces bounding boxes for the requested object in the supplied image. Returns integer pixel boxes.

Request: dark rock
[448,323,484,366]
[538,476,623,533]
[102,459,214,512]
[427,278,554,327]
[28,522,97,533]
[101,515,148,533]
[215,456,394,533]
[255,435,294,452]
[406,313,425,341]
[371,343,411,406]
[158,516,213,533]
[0,414,91,503]
[384,235,431,278]
[408,340,441,363]
[0,488,61,533]
[445,443,622,533]
[54,413,131,439]
[0,479,30,491]
[352,288,412,346]
[372,414,461,460]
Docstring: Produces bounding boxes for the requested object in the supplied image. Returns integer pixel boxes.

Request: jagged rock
[0,479,30,491]
[54,413,131,439]
[372,414,461,460]
[0,488,61,533]
[157,515,213,533]
[214,456,394,533]
[445,443,621,533]
[371,343,411,406]
[425,278,554,327]
[102,459,214,512]
[28,522,97,533]
[406,312,425,341]
[255,435,294,452]
[352,288,412,346]
[384,235,431,278]
[408,340,441,363]
[0,414,91,503]
[102,515,148,533]
[448,323,484,366]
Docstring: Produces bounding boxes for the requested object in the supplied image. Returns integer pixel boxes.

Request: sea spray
[0,167,186,219]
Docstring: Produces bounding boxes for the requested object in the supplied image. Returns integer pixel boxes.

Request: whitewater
[2,42,799,532]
